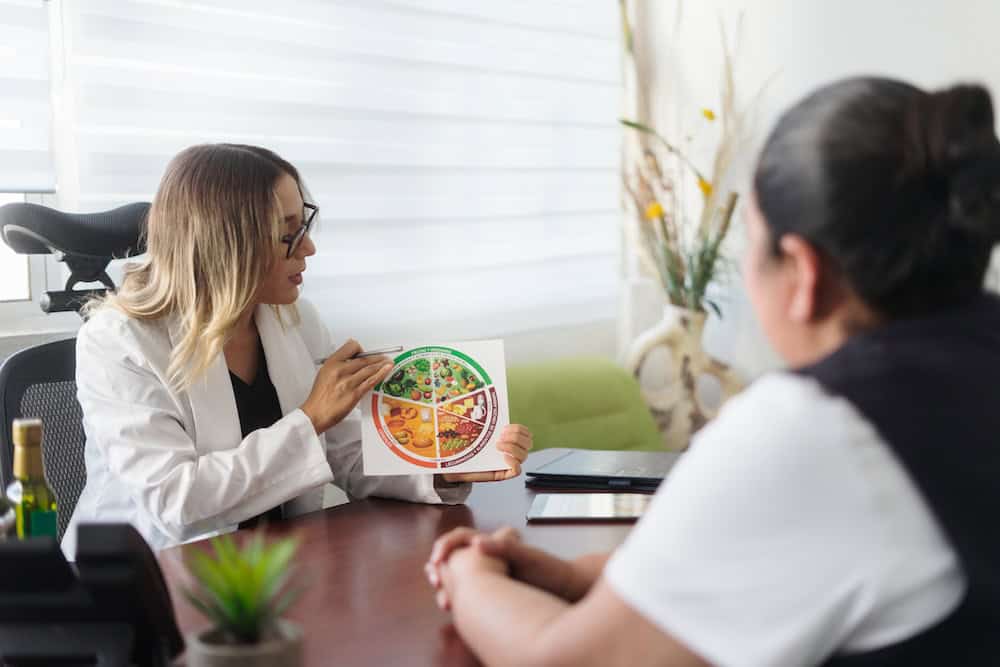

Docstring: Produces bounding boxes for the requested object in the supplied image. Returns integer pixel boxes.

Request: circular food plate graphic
[372,346,499,469]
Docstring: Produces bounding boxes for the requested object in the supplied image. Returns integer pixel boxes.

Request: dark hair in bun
[754,77,1000,319]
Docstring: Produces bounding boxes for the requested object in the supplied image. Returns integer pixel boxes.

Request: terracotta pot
[185,620,303,667]
[624,304,743,448]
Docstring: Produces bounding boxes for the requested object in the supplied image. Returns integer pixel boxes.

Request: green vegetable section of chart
[431,356,485,402]
[373,346,498,469]
[380,357,436,405]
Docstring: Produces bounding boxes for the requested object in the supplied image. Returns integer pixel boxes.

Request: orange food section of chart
[372,346,499,469]
[379,397,436,458]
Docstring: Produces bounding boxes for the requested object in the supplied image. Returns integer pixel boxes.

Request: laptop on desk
[524,448,682,493]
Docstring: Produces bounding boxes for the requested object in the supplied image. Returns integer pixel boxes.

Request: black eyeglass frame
[281,202,318,258]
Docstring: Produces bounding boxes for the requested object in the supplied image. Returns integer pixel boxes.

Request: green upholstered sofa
[507,356,662,452]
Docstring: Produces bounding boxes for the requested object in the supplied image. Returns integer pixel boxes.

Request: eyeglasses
[281,202,318,258]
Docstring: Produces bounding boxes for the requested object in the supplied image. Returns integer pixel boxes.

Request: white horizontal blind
[0,193,30,301]
[61,0,620,343]
[0,0,54,192]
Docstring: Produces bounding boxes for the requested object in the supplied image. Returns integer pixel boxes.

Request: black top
[797,294,1000,665]
[230,339,284,528]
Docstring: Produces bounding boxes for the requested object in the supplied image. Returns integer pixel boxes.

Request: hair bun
[922,84,997,168]
[906,84,1000,240]
[950,157,1000,240]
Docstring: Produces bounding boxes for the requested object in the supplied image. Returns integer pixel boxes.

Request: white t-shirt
[605,373,965,667]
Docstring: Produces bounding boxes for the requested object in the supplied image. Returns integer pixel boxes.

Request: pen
[314,345,404,365]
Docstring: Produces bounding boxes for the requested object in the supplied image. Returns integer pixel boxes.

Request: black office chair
[0,202,148,538]
[1,202,148,313]
[0,339,82,539]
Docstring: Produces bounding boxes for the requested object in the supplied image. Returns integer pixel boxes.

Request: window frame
[0,192,33,306]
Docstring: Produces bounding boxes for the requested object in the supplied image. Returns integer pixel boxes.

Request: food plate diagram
[361,341,510,475]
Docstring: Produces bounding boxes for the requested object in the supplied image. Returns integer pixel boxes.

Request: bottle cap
[12,418,42,448]
[12,418,44,480]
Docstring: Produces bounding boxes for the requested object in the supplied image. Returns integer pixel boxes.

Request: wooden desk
[158,451,634,666]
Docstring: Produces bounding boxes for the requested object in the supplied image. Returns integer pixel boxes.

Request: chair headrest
[0,202,149,259]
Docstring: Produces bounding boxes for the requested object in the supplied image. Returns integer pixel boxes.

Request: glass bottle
[6,418,58,538]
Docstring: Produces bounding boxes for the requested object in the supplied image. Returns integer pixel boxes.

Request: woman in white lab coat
[62,144,532,558]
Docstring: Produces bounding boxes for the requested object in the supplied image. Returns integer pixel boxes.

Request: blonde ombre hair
[94,144,303,390]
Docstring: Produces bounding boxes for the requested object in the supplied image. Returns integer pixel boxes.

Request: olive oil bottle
[6,418,57,538]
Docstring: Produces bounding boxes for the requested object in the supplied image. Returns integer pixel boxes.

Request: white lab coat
[62,298,469,558]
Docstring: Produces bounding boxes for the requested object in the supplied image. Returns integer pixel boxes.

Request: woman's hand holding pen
[300,339,393,434]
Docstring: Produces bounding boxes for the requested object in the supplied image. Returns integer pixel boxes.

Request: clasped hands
[425,526,580,612]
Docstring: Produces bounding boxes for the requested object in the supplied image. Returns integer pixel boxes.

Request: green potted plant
[183,532,304,667]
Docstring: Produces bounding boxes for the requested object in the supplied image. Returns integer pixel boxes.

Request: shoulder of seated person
[81,304,158,338]
[78,304,169,362]
[692,372,881,466]
[704,371,851,423]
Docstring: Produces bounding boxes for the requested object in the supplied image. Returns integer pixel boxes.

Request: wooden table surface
[158,449,635,666]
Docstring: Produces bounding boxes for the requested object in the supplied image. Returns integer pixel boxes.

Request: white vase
[185,620,303,667]
[624,304,743,449]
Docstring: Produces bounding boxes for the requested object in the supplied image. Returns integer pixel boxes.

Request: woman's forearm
[450,569,570,667]
[563,553,611,602]
[500,544,610,602]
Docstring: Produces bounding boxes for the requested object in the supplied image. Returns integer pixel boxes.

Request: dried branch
[619,9,764,315]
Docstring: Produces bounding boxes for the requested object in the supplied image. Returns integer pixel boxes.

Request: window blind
[0,0,54,193]
[58,0,620,343]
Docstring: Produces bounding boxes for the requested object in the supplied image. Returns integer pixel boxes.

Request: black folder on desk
[525,448,681,493]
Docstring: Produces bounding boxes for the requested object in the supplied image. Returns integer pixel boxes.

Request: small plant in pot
[183,532,304,667]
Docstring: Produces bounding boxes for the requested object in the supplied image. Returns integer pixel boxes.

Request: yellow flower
[645,201,665,220]
[702,108,716,121]
[697,177,713,198]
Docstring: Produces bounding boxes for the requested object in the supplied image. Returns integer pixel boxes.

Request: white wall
[631,0,1000,379]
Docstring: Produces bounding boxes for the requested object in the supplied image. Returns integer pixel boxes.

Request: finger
[331,356,376,377]
[498,429,533,453]
[348,372,388,405]
[502,424,533,447]
[502,424,531,438]
[479,527,521,557]
[348,354,392,373]
[356,370,387,399]
[496,446,528,468]
[464,465,514,484]
[363,353,392,367]
[430,527,479,564]
[348,363,393,397]
[335,352,391,377]
[371,362,395,384]
[499,454,521,480]
[445,454,522,484]
[441,471,493,483]
[424,562,440,588]
[496,439,530,461]
[329,338,363,362]
[497,430,530,448]
[510,433,534,453]
[493,526,521,543]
